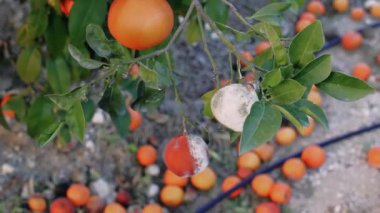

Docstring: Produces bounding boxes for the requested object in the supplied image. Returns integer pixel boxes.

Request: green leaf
[68,0,107,45]
[99,85,126,116]
[36,122,64,147]
[154,62,172,87]
[46,87,88,111]
[16,24,34,47]
[109,40,131,60]
[229,131,241,143]
[205,0,229,24]
[248,2,291,25]
[240,101,281,154]
[261,69,283,88]
[27,4,48,38]
[47,57,71,94]
[45,13,68,57]
[111,112,130,138]
[68,44,105,69]
[295,99,328,129]
[216,23,253,42]
[294,55,331,85]
[139,64,160,89]
[2,96,26,121]
[274,104,309,132]
[186,18,202,44]
[16,46,41,83]
[27,97,55,139]
[135,86,166,109]
[86,24,112,58]
[254,23,287,66]
[289,21,324,67]
[317,71,375,101]
[66,101,86,143]
[202,89,217,119]
[82,100,96,122]
[254,48,273,67]
[270,79,306,104]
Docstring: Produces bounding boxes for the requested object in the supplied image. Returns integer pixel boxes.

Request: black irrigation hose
[196,21,380,213]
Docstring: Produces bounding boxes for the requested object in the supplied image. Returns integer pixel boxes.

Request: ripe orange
[240,51,254,67]
[66,184,90,207]
[128,107,142,131]
[60,0,74,16]
[86,196,105,213]
[221,176,243,198]
[275,127,297,145]
[253,144,274,162]
[28,195,47,213]
[251,174,274,198]
[237,167,252,179]
[367,147,380,168]
[300,12,316,22]
[160,185,184,207]
[269,182,292,204]
[163,170,189,187]
[129,64,140,79]
[301,145,326,169]
[308,90,322,106]
[50,198,75,213]
[295,19,312,33]
[190,167,217,191]
[237,152,261,170]
[108,0,174,50]
[255,202,280,213]
[370,3,380,18]
[137,145,157,166]
[299,117,315,137]
[351,7,365,21]
[282,158,306,181]
[115,190,131,206]
[352,63,372,81]
[104,203,127,213]
[306,1,326,16]
[142,203,163,213]
[333,0,349,13]
[341,31,363,50]
[255,41,271,55]
[1,94,15,119]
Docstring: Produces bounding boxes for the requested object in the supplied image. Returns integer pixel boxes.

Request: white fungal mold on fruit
[211,84,258,132]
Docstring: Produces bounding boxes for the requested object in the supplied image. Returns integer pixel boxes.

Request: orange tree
[0,0,374,164]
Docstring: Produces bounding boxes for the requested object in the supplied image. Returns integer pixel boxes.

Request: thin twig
[221,0,251,28]
[196,13,220,88]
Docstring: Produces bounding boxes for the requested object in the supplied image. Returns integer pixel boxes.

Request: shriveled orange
[253,144,274,162]
[306,1,326,16]
[299,117,315,137]
[163,170,189,187]
[269,182,292,204]
[66,184,90,207]
[221,176,243,198]
[352,63,372,81]
[237,152,261,170]
[28,195,47,213]
[108,0,174,50]
[333,0,349,13]
[367,147,380,168]
[251,174,274,198]
[308,90,322,107]
[370,3,380,18]
[142,203,163,213]
[341,31,363,50]
[301,145,326,169]
[129,64,140,79]
[275,127,297,145]
[255,202,280,213]
[295,19,312,33]
[137,145,157,166]
[300,12,316,22]
[160,185,184,207]
[282,158,306,181]
[190,167,217,191]
[351,7,365,21]
[1,94,15,119]
[255,41,271,55]
[128,107,142,131]
[104,203,127,213]
[240,51,254,67]
[60,0,74,16]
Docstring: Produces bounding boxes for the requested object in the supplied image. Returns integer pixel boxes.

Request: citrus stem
[228,51,234,82]
[196,12,220,88]
[221,0,252,28]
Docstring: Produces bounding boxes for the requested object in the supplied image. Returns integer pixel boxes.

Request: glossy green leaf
[16,46,41,83]
[99,85,126,116]
[2,96,26,121]
[109,40,131,60]
[254,48,273,67]
[27,4,48,38]
[68,44,104,69]
[86,24,112,58]
[295,99,328,129]
[66,101,86,143]
[36,122,64,147]
[317,72,375,101]
[248,2,291,25]
[240,101,282,154]
[270,79,306,104]
[262,69,283,88]
[205,0,229,24]
[46,87,88,111]
[289,21,324,67]
[274,104,308,132]
[47,57,71,94]
[186,18,202,44]
[68,0,107,45]
[154,62,172,87]
[45,13,67,57]
[111,112,130,138]
[229,131,241,143]
[27,97,55,139]
[82,100,96,122]
[294,55,331,85]
[135,86,166,109]
[139,64,160,89]
[16,24,34,47]
[202,89,217,119]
